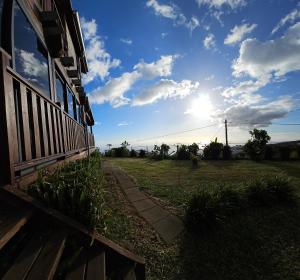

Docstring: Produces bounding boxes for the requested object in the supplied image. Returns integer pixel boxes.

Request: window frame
[11,0,53,100]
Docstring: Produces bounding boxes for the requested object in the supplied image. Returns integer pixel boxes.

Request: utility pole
[225,119,228,146]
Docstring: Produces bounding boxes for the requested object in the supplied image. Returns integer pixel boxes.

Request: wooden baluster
[52,107,59,154]
[56,110,63,154]
[61,112,68,153]
[47,103,54,155]
[0,49,18,185]
[19,84,32,161]
[40,100,49,157]
[31,93,41,158]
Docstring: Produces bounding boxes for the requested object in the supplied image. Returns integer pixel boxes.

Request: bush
[223,145,232,160]
[264,145,274,160]
[185,190,219,233]
[130,149,137,157]
[28,151,105,228]
[185,175,296,233]
[139,149,146,158]
[191,156,199,168]
[279,146,291,160]
[203,138,223,160]
[177,145,190,160]
[112,147,129,157]
[246,175,295,206]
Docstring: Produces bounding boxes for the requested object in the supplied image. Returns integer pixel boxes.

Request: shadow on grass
[178,205,300,280]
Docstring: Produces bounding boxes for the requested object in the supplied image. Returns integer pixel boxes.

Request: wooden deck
[0,187,145,280]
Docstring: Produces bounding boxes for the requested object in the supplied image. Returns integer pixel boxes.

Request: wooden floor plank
[0,208,32,250]
[2,231,46,280]
[65,248,87,280]
[26,229,67,280]
[86,246,106,280]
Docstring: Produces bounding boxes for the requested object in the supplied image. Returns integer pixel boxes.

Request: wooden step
[0,203,32,250]
[26,229,67,280]
[66,248,87,280]
[86,246,106,280]
[66,245,106,280]
[2,231,47,280]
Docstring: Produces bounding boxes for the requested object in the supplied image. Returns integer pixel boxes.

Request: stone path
[103,162,184,244]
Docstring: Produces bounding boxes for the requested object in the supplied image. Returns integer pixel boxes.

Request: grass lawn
[106,158,300,279]
[106,158,300,216]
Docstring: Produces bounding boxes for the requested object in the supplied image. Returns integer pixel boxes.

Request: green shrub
[222,145,232,160]
[139,149,146,158]
[177,145,190,160]
[246,175,295,206]
[130,149,137,157]
[185,175,296,233]
[191,156,199,168]
[203,138,223,160]
[185,190,219,233]
[28,151,104,229]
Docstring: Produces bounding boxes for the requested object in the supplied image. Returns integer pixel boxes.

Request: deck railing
[0,48,94,185]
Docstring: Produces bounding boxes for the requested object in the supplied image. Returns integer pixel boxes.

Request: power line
[133,123,218,143]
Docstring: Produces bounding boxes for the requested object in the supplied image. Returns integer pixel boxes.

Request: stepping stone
[152,214,184,244]
[139,207,169,224]
[132,199,156,212]
[127,191,147,203]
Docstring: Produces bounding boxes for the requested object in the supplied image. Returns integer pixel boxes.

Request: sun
[185,95,214,119]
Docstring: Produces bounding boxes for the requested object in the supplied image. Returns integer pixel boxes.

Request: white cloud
[196,0,247,9]
[80,17,121,84]
[161,32,168,38]
[88,71,140,108]
[134,55,177,79]
[18,49,48,80]
[132,79,199,106]
[233,22,300,79]
[224,23,257,45]
[88,55,178,107]
[271,7,300,35]
[120,38,133,45]
[218,96,294,127]
[203,33,216,50]
[221,77,269,98]
[118,121,130,126]
[146,0,200,32]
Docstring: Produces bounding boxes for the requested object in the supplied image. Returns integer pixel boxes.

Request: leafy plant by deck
[28,151,104,228]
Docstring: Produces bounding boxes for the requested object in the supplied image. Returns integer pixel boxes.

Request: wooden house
[0,0,95,187]
[0,0,146,279]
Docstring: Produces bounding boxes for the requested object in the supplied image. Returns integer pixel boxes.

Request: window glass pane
[55,73,65,108]
[13,2,50,98]
[67,87,74,118]
[76,103,80,123]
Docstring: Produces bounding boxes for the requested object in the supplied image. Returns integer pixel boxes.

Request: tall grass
[185,175,297,233]
[28,151,105,229]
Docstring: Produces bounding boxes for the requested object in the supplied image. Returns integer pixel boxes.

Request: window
[13,1,51,98]
[55,72,66,110]
[67,87,75,119]
[76,103,81,123]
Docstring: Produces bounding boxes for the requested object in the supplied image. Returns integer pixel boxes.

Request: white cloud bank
[146,0,199,32]
[80,18,121,84]
[218,96,295,127]
[132,79,199,106]
[233,22,300,79]
[88,55,179,107]
[120,38,133,45]
[224,23,257,45]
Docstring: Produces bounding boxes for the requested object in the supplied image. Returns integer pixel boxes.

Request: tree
[244,129,271,161]
[160,143,170,158]
[188,143,199,156]
[121,141,130,148]
[203,138,223,160]
[177,145,190,160]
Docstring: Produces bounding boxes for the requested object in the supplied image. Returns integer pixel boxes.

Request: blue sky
[73,0,300,150]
